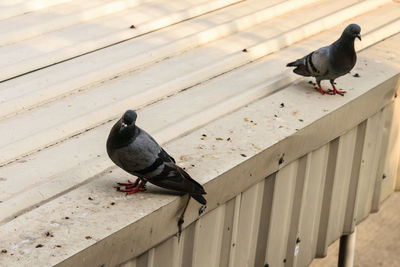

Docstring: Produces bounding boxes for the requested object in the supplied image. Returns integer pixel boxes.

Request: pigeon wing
[287,46,330,78]
[149,162,206,199]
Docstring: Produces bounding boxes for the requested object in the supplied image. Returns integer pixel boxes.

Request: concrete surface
[311,192,400,267]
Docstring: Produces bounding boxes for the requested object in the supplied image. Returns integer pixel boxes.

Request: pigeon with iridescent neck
[286,24,361,96]
[106,110,207,205]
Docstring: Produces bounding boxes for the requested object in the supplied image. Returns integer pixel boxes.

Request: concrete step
[0,0,399,224]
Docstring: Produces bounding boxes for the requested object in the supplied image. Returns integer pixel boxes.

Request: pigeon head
[121,110,137,127]
[343,24,361,41]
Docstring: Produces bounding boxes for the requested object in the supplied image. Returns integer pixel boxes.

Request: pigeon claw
[317,85,334,95]
[117,181,146,194]
[331,84,346,96]
[117,178,140,188]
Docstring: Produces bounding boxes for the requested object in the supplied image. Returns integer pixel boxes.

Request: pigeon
[286,24,361,96]
[106,110,207,206]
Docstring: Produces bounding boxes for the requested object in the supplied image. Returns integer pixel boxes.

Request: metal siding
[192,204,225,267]
[254,173,276,267]
[295,145,329,267]
[286,155,308,267]
[316,138,339,257]
[152,237,179,267]
[371,104,393,211]
[135,252,148,267]
[265,160,298,267]
[180,221,196,267]
[326,128,358,245]
[343,122,367,234]
[119,259,137,267]
[355,112,385,222]
[231,181,264,267]
[379,102,396,203]
[219,197,236,267]
[382,100,400,199]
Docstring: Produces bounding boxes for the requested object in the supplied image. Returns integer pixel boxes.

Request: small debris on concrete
[55,245,62,248]
[130,25,136,29]
[1,249,7,253]
[242,48,248,52]
[299,119,304,122]
[274,114,278,118]
[202,134,207,137]
[215,137,223,141]
[64,216,70,220]
[278,154,285,165]
[45,231,53,237]
[85,236,92,240]
[227,137,231,141]
[240,154,247,157]
[280,103,285,108]
[88,197,93,201]
[35,244,44,248]
[353,73,360,77]
[110,202,115,206]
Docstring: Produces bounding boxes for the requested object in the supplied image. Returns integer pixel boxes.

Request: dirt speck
[55,245,62,248]
[130,25,136,29]
[353,73,360,77]
[64,216,70,220]
[227,137,231,141]
[45,231,53,237]
[280,103,285,108]
[110,202,115,206]
[35,244,44,248]
[292,111,298,116]
[215,137,223,141]
[299,119,303,122]
[88,197,93,201]
[1,249,7,253]
[240,154,247,157]
[85,236,92,240]
[0,177,7,181]
[279,154,285,165]
[242,48,248,52]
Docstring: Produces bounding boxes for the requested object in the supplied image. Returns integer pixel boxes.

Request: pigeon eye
[351,28,356,33]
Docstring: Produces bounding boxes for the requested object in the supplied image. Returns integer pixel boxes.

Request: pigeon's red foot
[117,179,146,194]
[331,84,346,96]
[317,84,334,95]
[117,178,140,188]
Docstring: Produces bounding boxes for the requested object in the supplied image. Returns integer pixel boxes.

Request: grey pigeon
[286,24,361,95]
[106,110,207,205]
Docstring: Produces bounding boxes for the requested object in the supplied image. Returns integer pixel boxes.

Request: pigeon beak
[356,34,361,41]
